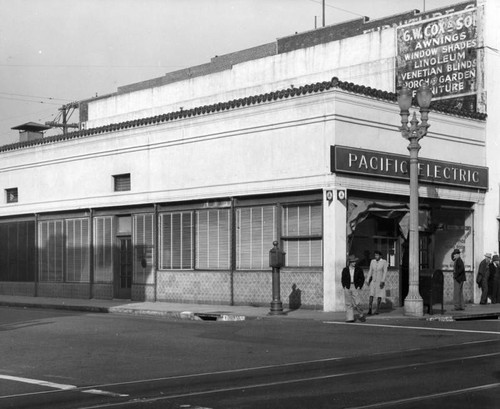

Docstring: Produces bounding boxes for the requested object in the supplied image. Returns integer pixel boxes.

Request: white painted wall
[84,29,396,128]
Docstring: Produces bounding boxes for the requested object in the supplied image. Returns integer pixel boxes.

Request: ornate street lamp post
[397,83,433,317]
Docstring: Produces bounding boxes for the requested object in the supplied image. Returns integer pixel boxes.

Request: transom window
[113,174,131,192]
[6,188,18,203]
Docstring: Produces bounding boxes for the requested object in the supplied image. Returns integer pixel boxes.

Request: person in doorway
[367,250,388,315]
[490,255,500,303]
[488,255,498,303]
[452,249,466,311]
[341,255,366,323]
[476,253,491,304]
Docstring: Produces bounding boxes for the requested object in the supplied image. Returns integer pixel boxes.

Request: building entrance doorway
[400,233,434,305]
[115,236,132,299]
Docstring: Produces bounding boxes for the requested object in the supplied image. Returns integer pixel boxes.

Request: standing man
[476,253,491,305]
[452,249,466,311]
[341,255,366,323]
[367,250,388,315]
[491,255,500,303]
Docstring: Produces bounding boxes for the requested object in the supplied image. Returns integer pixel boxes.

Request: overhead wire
[0,95,62,105]
[0,63,187,69]
[307,0,367,18]
[0,92,70,102]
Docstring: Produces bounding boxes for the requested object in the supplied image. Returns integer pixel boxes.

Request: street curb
[0,301,109,313]
[0,301,247,322]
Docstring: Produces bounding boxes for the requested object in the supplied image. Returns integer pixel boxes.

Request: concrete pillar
[323,188,348,312]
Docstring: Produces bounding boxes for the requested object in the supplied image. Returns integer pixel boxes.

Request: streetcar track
[72,350,500,408]
[2,348,499,408]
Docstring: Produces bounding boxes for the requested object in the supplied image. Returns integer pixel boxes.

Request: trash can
[419,269,444,315]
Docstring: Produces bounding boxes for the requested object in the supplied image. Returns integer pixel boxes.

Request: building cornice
[0,77,487,153]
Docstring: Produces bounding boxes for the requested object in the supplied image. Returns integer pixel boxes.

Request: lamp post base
[269,266,285,315]
[269,300,285,315]
[404,296,424,317]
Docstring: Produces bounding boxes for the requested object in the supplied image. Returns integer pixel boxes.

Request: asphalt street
[1,306,499,408]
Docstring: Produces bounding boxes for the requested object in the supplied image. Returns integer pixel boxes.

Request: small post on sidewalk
[269,241,286,315]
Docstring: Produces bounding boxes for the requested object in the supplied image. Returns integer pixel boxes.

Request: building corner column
[323,188,347,312]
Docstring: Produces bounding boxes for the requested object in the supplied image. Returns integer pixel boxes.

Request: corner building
[0,0,497,312]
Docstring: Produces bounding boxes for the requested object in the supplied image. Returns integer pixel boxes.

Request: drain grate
[194,313,221,321]
[453,313,500,321]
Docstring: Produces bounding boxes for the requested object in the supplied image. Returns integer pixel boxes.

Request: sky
[0,0,464,146]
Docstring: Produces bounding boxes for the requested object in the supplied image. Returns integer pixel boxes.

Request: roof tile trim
[0,77,487,153]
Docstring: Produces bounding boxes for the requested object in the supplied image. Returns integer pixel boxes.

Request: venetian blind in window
[0,221,35,282]
[159,212,193,269]
[66,218,90,282]
[114,174,131,191]
[236,206,276,270]
[94,216,113,283]
[282,204,323,267]
[196,209,231,270]
[134,213,154,284]
[38,220,64,282]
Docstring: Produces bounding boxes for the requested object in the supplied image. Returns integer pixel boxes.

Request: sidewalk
[1,295,499,322]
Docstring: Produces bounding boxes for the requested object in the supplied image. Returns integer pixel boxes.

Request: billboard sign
[396,8,478,101]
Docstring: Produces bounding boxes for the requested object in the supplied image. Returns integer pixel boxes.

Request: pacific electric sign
[330,146,488,190]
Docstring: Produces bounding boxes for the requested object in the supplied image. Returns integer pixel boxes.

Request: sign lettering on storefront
[396,8,478,101]
[331,146,488,190]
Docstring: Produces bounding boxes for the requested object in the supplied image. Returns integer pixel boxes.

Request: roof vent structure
[11,122,51,142]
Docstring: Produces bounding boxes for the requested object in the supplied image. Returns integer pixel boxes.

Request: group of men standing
[476,252,500,304]
[341,248,500,323]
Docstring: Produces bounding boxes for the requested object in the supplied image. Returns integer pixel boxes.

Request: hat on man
[347,255,359,263]
[493,255,499,262]
[485,253,492,258]
[452,249,461,256]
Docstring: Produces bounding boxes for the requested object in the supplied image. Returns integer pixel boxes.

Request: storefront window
[350,215,399,268]
[196,209,231,270]
[159,212,193,269]
[434,208,473,271]
[236,206,277,270]
[282,204,323,267]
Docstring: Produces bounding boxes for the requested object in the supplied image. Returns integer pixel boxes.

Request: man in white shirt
[367,250,388,315]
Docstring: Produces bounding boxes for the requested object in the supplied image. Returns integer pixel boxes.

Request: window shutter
[94,216,113,282]
[196,209,231,269]
[38,220,64,282]
[66,218,90,282]
[282,204,323,267]
[133,213,154,284]
[160,212,193,269]
[114,174,131,191]
[236,206,276,270]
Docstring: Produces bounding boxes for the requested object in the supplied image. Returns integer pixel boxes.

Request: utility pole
[322,0,325,27]
[45,102,80,135]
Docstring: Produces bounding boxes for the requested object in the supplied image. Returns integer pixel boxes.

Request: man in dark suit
[452,249,466,311]
[341,255,366,322]
[477,253,491,304]
[490,255,500,303]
